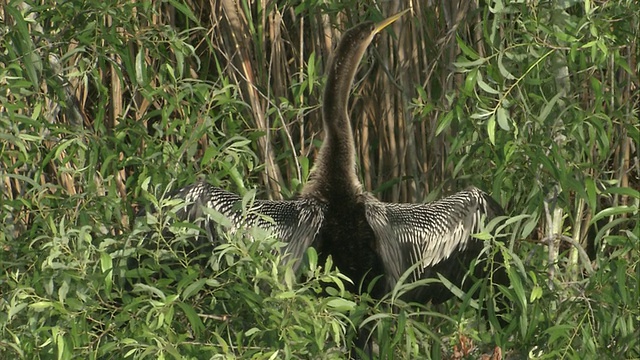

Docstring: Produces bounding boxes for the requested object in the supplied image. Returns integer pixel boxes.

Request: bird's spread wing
[170,182,326,270]
[364,187,502,299]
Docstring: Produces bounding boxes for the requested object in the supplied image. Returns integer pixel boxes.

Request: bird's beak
[374,9,410,35]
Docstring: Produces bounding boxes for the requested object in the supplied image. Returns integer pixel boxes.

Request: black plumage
[161,10,504,304]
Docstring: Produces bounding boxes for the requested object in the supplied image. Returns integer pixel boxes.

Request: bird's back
[311,192,387,298]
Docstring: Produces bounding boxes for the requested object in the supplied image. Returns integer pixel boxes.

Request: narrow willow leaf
[603,187,639,199]
[585,177,597,211]
[54,138,78,160]
[521,215,538,239]
[133,284,166,300]
[308,51,316,93]
[496,106,510,131]
[590,205,637,225]
[487,113,496,145]
[306,246,318,272]
[501,214,531,227]
[435,111,454,136]
[176,50,185,79]
[437,274,465,301]
[201,146,218,167]
[29,302,54,310]
[497,52,516,80]
[470,109,494,120]
[473,231,492,241]
[615,261,629,304]
[507,267,527,313]
[453,58,486,68]
[31,103,42,120]
[360,313,394,328]
[275,291,296,299]
[464,68,478,94]
[166,0,198,22]
[54,326,67,360]
[593,218,629,248]
[182,279,206,300]
[456,35,481,60]
[580,40,598,49]
[326,298,356,311]
[538,92,563,123]
[241,189,257,213]
[100,252,112,273]
[530,285,542,302]
[8,303,27,321]
[7,5,40,86]
[545,324,574,344]
[477,75,500,94]
[284,266,295,290]
[135,50,145,86]
[596,40,608,56]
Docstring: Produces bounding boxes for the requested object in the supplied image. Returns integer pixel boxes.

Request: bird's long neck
[303,29,371,200]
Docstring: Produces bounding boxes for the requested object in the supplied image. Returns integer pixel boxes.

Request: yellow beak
[374,9,411,34]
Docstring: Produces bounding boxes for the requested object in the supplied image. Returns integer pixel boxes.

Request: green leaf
[275,291,296,299]
[497,52,516,80]
[326,298,356,312]
[133,284,166,300]
[453,58,486,68]
[29,302,54,311]
[456,35,480,60]
[463,68,478,94]
[614,261,629,304]
[306,246,318,271]
[308,51,316,93]
[590,206,637,226]
[245,327,260,336]
[165,0,199,22]
[435,111,454,136]
[585,177,597,211]
[530,285,542,302]
[8,302,28,321]
[521,215,538,239]
[487,113,496,145]
[477,74,500,94]
[545,324,574,344]
[135,49,146,85]
[496,106,510,131]
[603,187,639,199]
[507,267,527,313]
[176,302,205,335]
[182,279,206,300]
[437,274,466,302]
[538,92,563,123]
[100,252,112,273]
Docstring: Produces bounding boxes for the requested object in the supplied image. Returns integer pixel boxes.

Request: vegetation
[1,0,638,358]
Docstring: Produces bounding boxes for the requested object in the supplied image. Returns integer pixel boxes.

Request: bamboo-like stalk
[544,192,563,290]
[569,197,586,280]
[218,0,284,198]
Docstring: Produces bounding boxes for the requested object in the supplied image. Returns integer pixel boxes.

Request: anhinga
[170,9,503,304]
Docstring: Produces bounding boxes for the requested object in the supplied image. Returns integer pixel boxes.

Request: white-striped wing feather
[172,182,326,270]
[365,187,500,289]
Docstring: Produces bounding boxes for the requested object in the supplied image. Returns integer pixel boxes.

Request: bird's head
[338,9,411,58]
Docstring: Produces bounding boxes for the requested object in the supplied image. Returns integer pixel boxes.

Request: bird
[166,9,504,305]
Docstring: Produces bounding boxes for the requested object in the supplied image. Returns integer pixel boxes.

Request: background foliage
[1,0,638,359]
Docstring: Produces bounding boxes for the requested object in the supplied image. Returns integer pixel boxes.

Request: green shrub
[1,0,637,359]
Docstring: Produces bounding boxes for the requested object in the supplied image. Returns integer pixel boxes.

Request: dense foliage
[1,0,638,359]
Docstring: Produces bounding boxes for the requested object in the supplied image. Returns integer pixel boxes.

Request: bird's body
[315,192,385,296]
[165,10,504,305]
